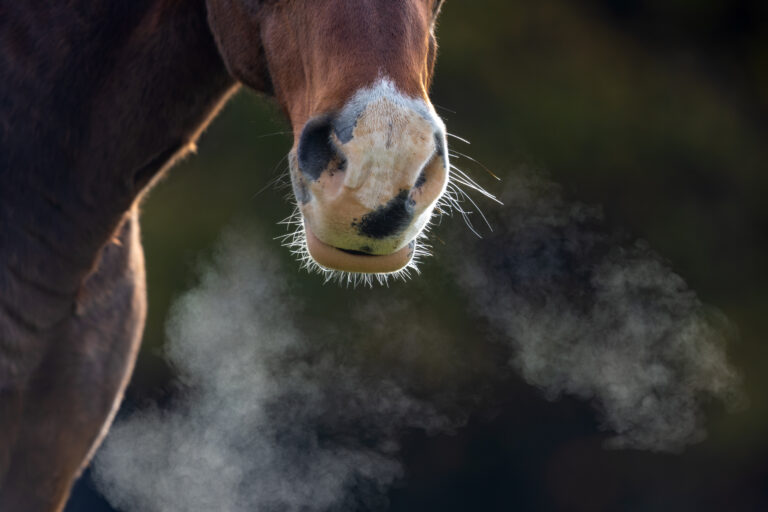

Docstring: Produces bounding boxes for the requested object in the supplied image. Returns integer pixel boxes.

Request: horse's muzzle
[289,79,448,273]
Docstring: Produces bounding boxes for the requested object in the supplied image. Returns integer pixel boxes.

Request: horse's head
[207,0,448,280]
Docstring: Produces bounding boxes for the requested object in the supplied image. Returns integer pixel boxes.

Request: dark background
[67,0,768,510]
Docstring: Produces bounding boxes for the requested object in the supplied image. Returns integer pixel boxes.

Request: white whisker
[446,132,471,145]
[448,150,501,181]
[450,165,502,205]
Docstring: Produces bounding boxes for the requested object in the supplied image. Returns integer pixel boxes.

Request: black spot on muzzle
[354,190,415,239]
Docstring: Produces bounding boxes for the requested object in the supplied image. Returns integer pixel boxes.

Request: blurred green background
[68,0,768,510]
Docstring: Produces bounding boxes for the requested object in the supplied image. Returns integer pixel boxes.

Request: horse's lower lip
[304,226,413,273]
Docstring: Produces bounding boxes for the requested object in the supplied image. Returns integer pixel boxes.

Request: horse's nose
[297,111,446,190]
[296,109,447,241]
[296,112,447,186]
[291,80,448,272]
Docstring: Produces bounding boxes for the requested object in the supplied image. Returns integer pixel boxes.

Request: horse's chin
[304,226,415,274]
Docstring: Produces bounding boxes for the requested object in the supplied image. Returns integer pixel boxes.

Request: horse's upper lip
[304,225,413,273]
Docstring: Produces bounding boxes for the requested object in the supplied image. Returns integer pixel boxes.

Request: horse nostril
[434,131,447,163]
[415,131,447,190]
[297,115,344,181]
[415,169,427,188]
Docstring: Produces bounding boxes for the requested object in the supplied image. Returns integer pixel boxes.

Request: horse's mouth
[304,226,414,274]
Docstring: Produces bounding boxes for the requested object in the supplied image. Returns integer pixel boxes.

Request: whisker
[450,183,492,233]
[253,130,293,139]
[444,185,482,237]
[449,150,501,181]
[446,132,471,145]
[450,164,502,204]
[433,103,457,115]
[450,177,503,208]
[252,155,290,199]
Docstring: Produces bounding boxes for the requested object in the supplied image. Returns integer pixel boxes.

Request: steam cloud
[93,169,743,510]
[454,170,744,452]
[93,233,455,512]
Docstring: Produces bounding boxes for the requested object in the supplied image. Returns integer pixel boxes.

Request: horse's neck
[0,0,236,327]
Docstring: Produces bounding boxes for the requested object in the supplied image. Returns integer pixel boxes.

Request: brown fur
[0,1,442,509]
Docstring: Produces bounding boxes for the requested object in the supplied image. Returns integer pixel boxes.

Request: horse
[0,0,448,509]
